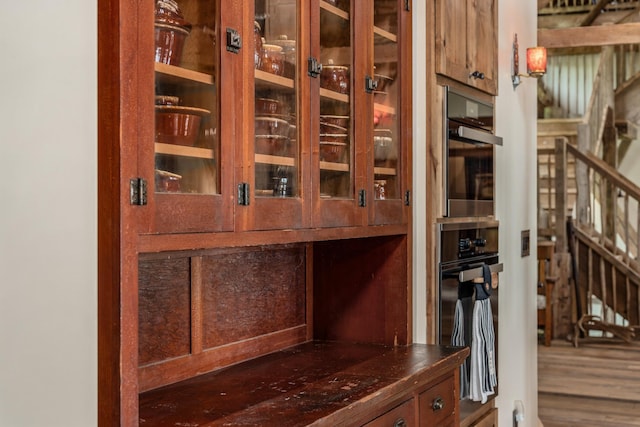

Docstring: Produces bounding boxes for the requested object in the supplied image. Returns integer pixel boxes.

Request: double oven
[438,87,503,419]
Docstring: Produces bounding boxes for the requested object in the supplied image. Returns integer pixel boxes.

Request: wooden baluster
[624,192,629,265]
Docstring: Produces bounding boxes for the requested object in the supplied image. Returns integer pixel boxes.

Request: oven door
[445,133,497,218]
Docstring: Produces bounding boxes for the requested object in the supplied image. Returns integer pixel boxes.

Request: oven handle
[458,262,503,282]
[452,126,503,146]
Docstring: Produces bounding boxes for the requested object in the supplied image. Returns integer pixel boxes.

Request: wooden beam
[538,22,640,48]
[580,0,613,27]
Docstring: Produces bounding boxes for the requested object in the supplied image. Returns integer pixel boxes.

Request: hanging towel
[451,282,474,400]
[469,264,497,404]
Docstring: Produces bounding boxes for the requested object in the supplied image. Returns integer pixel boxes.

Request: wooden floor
[538,339,640,427]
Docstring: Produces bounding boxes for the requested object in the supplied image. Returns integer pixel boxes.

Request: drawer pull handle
[393,418,407,427]
[432,396,445,411]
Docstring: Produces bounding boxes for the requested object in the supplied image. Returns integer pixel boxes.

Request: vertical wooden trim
[555,138,567,252]
[576,123,590,226]
[306,243,314,340]
[624,193,630,264]
[453,368,461,426]
[191,256,203,355]
[585,247,593,314]
[600,257,607,321]
[626,276,631,327]
[611,262,617,321]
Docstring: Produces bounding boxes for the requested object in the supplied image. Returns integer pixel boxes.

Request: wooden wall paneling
[200,245,306,348]
[137,244,309,392]
[305,243,314,340]
[313,236,409,345]
[138,257,192,366]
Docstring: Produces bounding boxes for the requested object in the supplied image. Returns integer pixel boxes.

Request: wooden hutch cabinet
[434,0,498,95]
[98,0,466,425]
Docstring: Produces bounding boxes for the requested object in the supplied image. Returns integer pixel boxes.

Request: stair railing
[540,0,640,15]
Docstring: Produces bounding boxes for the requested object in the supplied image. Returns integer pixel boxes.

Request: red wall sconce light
[512,34,547,88]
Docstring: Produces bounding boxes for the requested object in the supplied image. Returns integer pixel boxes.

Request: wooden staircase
[536,41,640,341]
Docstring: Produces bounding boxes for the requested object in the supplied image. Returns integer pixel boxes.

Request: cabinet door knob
[432,396,445,411]
[469,70,485,80]
[393,418,407,427]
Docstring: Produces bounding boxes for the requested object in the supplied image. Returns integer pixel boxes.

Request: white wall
[412,1,540,426]
[0,2,97,426]
[494,1,540,426]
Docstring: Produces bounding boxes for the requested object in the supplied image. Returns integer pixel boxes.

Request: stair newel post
[603,106,617,244]
[576,123,591,228]
[554,137,568,253]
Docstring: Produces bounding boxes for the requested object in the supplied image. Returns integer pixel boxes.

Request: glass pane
[319,1,352,199]
[373,0,399,200]
[154,0,219,195]
[254,0,299,198]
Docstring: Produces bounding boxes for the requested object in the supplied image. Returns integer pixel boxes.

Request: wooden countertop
[139,341,469,426]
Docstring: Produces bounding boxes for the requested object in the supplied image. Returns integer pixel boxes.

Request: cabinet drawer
[470,408,497,427]
[363,398,415,427]
[418,374,456,426]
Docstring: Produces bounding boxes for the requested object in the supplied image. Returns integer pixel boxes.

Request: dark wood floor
[538,339,640,427]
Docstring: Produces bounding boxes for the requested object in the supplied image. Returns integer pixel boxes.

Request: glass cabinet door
[152,0,233,233]
[311,0,368,228]
[372,0,399,202]
[253,0,299,200]
[318,0,353,200]
[371,0,408,226]
[248,0,306,230]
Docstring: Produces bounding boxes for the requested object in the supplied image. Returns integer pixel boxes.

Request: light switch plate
[521,230,530,257]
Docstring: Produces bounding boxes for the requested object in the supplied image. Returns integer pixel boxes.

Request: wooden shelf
[255,69,295,90]
[374,26,397,43]
[319,1,349,20]
[255,153,296,167]
[374,102,396,115]
[374,166,397,176]
[155,143,215,159]
[155,62,214,86]
[320,160,350,172]
[320,88,350,103]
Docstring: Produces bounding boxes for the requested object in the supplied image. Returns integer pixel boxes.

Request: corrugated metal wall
[540,49,640,119]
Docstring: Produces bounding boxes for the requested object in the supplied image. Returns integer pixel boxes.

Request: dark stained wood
[137,245,309,392]
[139,326,307,393]
[101,0,414,424]
[139,342,468,426]
[313,236,409,345]
[201,246,306,348]
[138,257,192,366]
[98,0,146,423]
[418,374,456,426]
[364,398,415,426]
[137,223,409,253]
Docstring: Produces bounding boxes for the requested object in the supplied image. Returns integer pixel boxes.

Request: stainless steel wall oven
[444,87,503,217]
[438,220,503,419]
